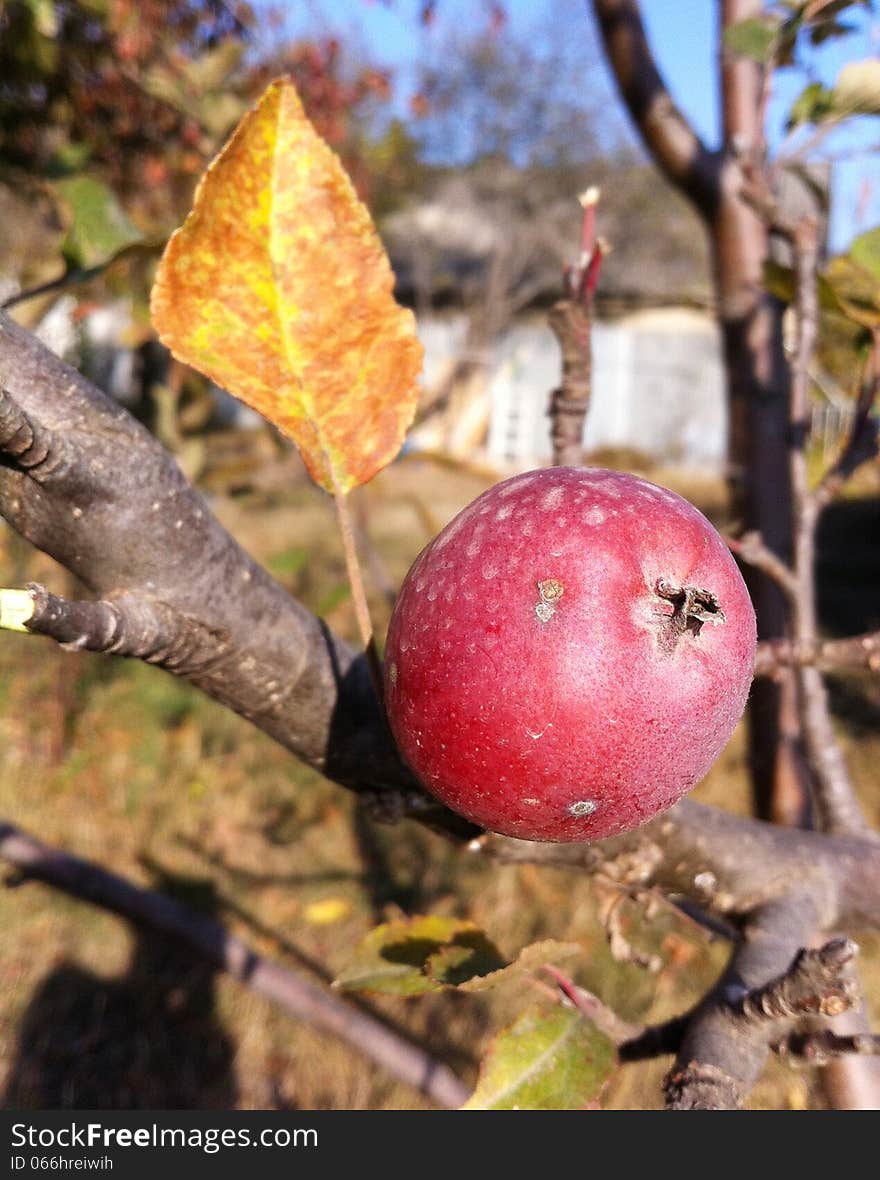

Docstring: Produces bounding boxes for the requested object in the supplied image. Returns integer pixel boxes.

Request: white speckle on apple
[540,486,565,510]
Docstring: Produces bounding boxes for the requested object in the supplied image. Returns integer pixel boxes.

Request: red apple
[384,466,756,842]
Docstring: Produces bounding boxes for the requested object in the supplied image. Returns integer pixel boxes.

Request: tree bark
[591,0,810,824]
[716,0,810,827]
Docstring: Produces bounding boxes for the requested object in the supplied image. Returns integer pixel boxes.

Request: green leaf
[25,0,58,38]
[765,253,876,379]
[315,583,352,616]
[786,81,835,130]
[763,259,796,304]
[46,141,93,177]
[831,59,880,116]
[849,226,880,280]
[809,18,856,45]
[438,939,583,993]
[723,16,780,62]
[197,92,247,140]
[763,255,876,322]
[266,547,309,580]
[54,176,143,270]
[334,916,507,996]
[182,39,245,93]
[462,1007,617,1110]
[823,254,880,328]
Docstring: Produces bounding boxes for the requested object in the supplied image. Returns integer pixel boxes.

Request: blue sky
[259,1,880,249]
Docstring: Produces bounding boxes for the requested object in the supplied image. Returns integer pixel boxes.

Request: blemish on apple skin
[538,578,564,603]
[522,797,540,807]
[388,662,398,685]
[569,799,598,817]
[535,577,564,622]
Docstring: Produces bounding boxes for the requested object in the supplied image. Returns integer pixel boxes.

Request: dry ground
[0,439,877,1111]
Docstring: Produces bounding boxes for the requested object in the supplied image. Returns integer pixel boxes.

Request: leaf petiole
[330,475,385,707]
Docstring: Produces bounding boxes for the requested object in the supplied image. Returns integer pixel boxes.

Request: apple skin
[384,466,757,843]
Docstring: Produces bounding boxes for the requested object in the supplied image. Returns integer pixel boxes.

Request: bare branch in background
[779,1029,880,1066]
[547,187,605,466]
[590,0,720,219]
[724,531,798,601]
[0,821,470,1109]
[755,632,880,677]
[787,218,872,841]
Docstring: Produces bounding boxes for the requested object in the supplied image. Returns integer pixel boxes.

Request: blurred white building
[412,307,726,472]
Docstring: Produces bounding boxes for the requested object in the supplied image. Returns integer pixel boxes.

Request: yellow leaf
[303,897,352,926]
[150,78,423,493]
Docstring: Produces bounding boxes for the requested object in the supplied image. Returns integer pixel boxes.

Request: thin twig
[755,631,880,677]
[542,965,642,1043]
[541,965,687,1062]
[724,530,798,600]
[788,217,871,839]
[778,1029,880,1066]
[547,189,604,466]
[1,269,84,311]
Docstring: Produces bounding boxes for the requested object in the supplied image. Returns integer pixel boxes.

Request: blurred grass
[0,448,877,1110]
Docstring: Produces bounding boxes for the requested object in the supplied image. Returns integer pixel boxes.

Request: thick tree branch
[0,820,469,1109]
[0,312,432,812]
[479,800,880,932]
[590,0,721,219]
[483,807,880,1107]
[716,1,806,826]
[664,898,834,1109]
